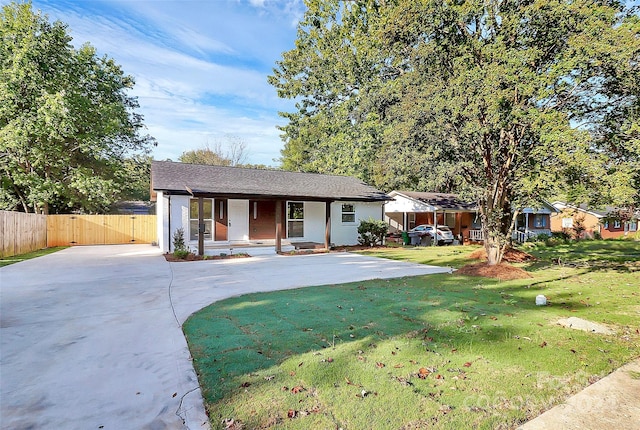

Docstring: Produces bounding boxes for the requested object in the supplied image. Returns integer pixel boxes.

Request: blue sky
[22,0,306,166]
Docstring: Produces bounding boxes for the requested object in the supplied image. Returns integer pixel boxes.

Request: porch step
[292,241,326,250]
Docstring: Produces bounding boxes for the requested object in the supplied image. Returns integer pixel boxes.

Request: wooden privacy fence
[47,215,156,247]
[1,210,48,258]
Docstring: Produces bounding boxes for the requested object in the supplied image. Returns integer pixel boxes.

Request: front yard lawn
[184,241,639,430]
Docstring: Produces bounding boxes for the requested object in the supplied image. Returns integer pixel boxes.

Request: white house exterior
[151,161,389,255]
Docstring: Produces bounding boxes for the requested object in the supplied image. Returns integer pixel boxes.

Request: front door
[214,199,228,241]
[228,199,249,242]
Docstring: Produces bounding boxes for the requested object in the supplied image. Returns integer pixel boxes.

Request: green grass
[184,241,640,430]
[0,247,67,267]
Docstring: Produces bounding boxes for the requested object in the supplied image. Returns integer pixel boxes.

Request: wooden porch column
[325,201,332,249]
[198,196,204,256]
[275,200,283,253]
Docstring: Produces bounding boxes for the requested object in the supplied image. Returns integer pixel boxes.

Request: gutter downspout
[167,193,171,253]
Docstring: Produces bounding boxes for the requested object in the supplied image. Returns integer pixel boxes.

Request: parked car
[409,224,455,245]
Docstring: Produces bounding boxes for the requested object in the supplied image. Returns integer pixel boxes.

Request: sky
[20,0,307,166]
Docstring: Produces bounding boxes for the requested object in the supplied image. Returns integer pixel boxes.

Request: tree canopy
[270,0,640,264]
[0,2,155,214]
[179,136,249,167]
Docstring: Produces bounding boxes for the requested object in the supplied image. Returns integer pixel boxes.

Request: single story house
[551,202,639,239]
[151,161,390,255]
[384,190,556,243]
[383,191,479,242]
[512,202,557,242]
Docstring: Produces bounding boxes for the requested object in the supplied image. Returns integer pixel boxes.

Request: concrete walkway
[518,357,640,430]
[0,245,449,430]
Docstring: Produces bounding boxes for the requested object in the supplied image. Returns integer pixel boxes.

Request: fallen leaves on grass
[222,418,244,429]
[291,386,305,394]
[418,368,430,379]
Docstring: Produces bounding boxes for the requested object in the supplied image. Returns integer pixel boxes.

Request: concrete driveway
[0,245,450,430]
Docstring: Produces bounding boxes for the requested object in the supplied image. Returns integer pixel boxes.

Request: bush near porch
[183,242,639,430]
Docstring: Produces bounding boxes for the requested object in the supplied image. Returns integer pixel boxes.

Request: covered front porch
[384,191,480,243]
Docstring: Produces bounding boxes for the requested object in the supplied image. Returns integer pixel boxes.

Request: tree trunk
[481,186,514,266]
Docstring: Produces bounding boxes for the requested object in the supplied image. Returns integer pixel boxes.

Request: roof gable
[151,161,389,201]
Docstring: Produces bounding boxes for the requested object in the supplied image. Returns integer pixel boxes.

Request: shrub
[173,228,187,252]
[358,218,388,246]
[173,249,189,259]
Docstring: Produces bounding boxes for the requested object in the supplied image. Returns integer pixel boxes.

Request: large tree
[0,2,155,214]
[179,136,249,166]
[270,0,640,264]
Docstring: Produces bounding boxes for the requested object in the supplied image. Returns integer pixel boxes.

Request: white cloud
[26,0,300,166]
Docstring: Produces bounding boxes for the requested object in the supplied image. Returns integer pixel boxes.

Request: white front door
[228,199,249,242]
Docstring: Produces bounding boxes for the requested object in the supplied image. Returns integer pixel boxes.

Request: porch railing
[469,229,553,243]
[512,229,552,243]
[469,230,484,242]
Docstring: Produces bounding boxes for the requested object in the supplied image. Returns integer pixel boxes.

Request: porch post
[325,201,331,249]
[433,210,438,246]
[198,196,204,256]
[275,200,283,253]
[525,213,529,233]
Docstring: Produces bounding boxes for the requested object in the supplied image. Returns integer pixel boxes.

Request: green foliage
[172,228,187,252]
[356,217,387,246]
[0,2,155,214]
[270,0,640,264]
[172,249,189,259]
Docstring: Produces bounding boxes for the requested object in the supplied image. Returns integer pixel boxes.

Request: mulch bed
[164,253,251,262]
[456,262,533,280]
[469,247,536,263]
[463,246,535,279]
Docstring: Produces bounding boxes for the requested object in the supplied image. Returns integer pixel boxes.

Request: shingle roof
[151,161,389,201]
[397,191,478,211]
[553,201,639,218]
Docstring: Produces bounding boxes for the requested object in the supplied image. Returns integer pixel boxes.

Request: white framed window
[533,214,547,228]
[408,213,416,230]
[614,220,621,229]
[189,199,213,241]
[341,203,356,223]
[562,217,573,228]
[287,201,304,238]
[629,221,637,232]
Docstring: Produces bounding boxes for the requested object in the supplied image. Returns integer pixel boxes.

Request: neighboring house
[384,190,556,243]
[384,191,479,242]
[512,202,557,242]
[151,161,390,254]
[111,201,156,215]
[551,202,639,239]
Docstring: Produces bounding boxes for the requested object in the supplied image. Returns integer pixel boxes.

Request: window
[629,221,638,232]
[444,213,456,228]
[341,204,356,223]
[533,214,547,228]
[287,202,304,238]
[189,199,213,241]
[408,213,416,230]
[562,217,573,229]
[604,220,609,229]
[614,220,621,229]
